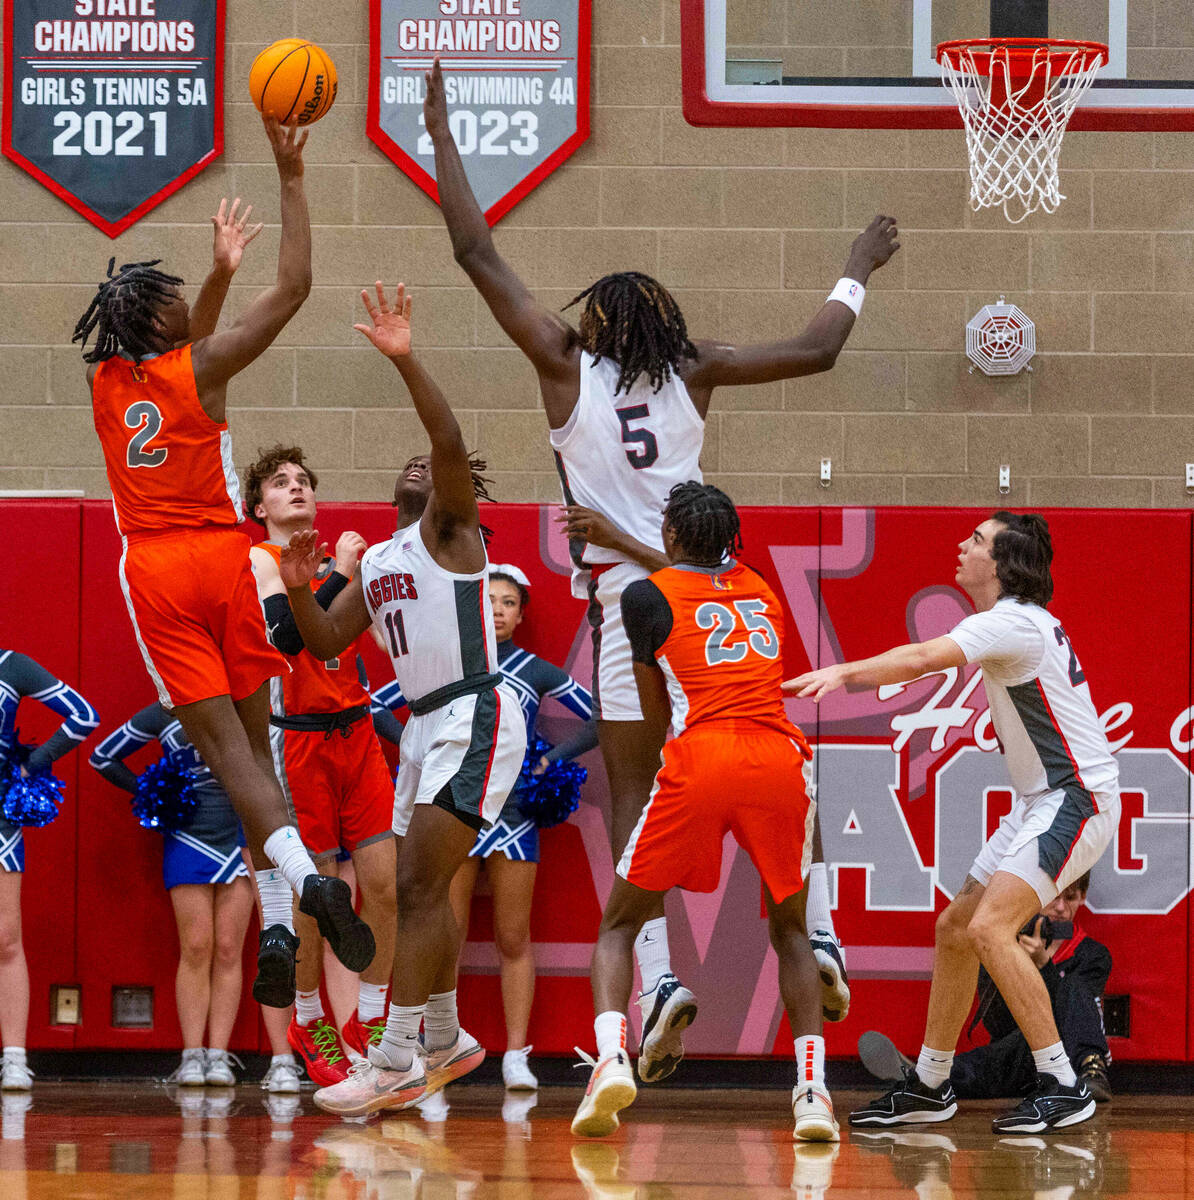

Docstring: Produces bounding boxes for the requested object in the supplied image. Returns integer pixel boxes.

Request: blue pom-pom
[0,738,65,829]
[515,735,587,829]
[132,752,199,832]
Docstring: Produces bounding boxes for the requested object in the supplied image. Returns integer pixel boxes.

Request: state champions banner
[3,0,223,238]
[368,0,590,225]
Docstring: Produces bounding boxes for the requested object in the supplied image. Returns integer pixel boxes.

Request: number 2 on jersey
[124,400,167,468]
[384,609,410,659]
[1054,625,1086,686]
[696,599,779,665]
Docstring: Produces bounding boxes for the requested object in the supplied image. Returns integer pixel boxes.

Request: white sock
[256,868,294,932]
[594,1010,627,1061]
[262,826,319,895]
[2,1048,26,1066]
[423,990,459,1051]
[795,1035,826,1090]
[377,1003,424,1071]
[1033,1041,1077,1087]
[806,863,837,941]
[634,918,671,994]
[294,988,323,1026]
[358,981,388,1023]
[916,1045,954,1089]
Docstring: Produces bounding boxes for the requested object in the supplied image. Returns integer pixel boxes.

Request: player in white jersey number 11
[785,511,1120,1136]
[278,282,526,1117]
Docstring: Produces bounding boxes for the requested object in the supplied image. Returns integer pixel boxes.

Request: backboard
[681,0,1194,130]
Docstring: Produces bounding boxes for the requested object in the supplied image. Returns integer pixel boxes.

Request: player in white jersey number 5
[786,512,1120,1136]
[279,283,526,1117]
[422,56,900,1069]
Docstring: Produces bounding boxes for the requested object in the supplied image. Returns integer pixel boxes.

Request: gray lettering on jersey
[934,745,1016,898]
[815,744,935,912]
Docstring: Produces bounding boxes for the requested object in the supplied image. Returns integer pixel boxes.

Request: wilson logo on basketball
[300,75,327,123]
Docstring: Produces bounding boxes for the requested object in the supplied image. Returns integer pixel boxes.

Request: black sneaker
[809,929,850,1022]
[253,923,299,1008]
[992,1074,1096,1134]
[1077,1052,1111,1103]
[299,874,376,972]
[849,1067,958,1127]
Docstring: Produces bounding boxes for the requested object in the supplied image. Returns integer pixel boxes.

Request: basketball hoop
[936,38,1108,224]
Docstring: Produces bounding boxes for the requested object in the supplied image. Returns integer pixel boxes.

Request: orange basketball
[249,39,338,126]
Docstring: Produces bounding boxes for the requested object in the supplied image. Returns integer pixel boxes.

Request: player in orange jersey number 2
[571,483,837,1145]
[75,115,374,1009]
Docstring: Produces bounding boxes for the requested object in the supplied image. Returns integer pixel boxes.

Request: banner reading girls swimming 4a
[2,0,223,238]
[369,0,590,225]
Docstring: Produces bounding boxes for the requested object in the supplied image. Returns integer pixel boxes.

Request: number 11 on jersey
[384,609,409,658]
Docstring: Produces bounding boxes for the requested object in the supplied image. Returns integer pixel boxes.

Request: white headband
[490,563,531,588]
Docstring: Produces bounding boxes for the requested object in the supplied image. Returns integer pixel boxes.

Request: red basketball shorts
[617,722,815,905]
[276,718,394,861]
[119,526,283,708]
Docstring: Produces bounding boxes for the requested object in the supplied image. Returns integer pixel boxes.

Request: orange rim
[936,37,1108,79]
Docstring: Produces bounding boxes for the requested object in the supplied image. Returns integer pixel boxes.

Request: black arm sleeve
[263,593,305,655]
[620,580,673,665]
[315,570,350,610]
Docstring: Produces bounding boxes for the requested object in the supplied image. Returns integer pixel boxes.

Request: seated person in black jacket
[860,872,1112,1102]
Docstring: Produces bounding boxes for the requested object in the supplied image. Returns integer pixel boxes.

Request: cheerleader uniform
[374,638,597,862]
[90,703,248,888]
[0,649,100,873]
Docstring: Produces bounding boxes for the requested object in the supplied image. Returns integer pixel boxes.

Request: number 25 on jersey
[696,599,778,665]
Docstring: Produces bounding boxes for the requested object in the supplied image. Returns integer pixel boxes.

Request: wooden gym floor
[2,1081,1190,1197]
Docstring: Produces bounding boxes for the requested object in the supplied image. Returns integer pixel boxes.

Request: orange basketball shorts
[119,526,283,708]
[617,721,815,905]
[277,718,394,861]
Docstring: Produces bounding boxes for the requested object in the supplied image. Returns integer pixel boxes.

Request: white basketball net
[939,42,1104,224]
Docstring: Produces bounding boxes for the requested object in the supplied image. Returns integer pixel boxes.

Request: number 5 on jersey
[697,599,779,665]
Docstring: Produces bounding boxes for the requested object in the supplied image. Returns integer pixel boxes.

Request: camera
[1019,915,1074,947]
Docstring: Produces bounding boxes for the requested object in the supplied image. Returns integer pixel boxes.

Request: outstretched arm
[558,506,669,573]
[424,59,576,413]
[190,117,312,405]
[783,635,965,702]
[683,216,901,407]
[279,530,373,661]
[187,198,264,341]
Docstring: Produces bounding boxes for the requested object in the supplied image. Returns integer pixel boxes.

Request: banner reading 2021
[3,0,223,238]
[369,0,590,225]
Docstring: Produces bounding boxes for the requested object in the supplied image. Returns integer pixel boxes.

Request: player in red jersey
[245,445,401,1086]
[570,483,835,1144]
[74,116,374,1008]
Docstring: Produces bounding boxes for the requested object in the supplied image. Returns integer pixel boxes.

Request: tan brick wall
[2,0,1193,507]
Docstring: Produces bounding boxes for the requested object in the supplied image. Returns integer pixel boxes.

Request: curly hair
[663,481,742,566]
[243,445,319,527]
[72,257,184,363]
[563,271,697,395]
[991,510,1054,607]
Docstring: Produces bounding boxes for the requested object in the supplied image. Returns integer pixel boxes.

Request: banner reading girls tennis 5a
[369,0,590,225]
[3,0,223,238]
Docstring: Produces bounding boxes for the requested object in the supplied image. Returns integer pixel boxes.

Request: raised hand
[846,215,900,280]
[354,281,413,359]
[263,113,308,181]
[334,530,368,577]
[279,528,327,590]
[211,197,264,273]
[423,57,449,137]
[781,664,849,702]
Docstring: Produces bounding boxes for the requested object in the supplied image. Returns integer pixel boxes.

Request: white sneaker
[423,1028,485,1094]
[635,973,697,1083]
[313,1046,426,1117]
[808,930,850,1022]
[571,1049,637,1138]
[0,1058,33,1092]
[792,1084,840,1142]
[261,1057,302,1094]
[791,1142,839,1200]
[502,1045,538,1091]
[167,1049,207,1088]
[204,1049,240,1087]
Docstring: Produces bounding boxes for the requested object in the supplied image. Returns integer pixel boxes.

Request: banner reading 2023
[3,0,223,238]
[369,0,590,225]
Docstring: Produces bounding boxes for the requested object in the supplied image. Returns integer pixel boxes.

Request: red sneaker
[287,1017,351,1087]
[342,1013,387,1060]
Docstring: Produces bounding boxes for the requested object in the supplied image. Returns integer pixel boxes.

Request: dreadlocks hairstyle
[990,510,1054,607]
[663,481,742,567]
[392,453,496,543]
[563,271,697,395]
[72,257,184,364]
[243,445,319,528]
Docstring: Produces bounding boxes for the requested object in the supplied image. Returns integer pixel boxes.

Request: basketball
[249,39,337,125]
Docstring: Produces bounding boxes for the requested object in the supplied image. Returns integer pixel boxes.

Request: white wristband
[827,277,865,317]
